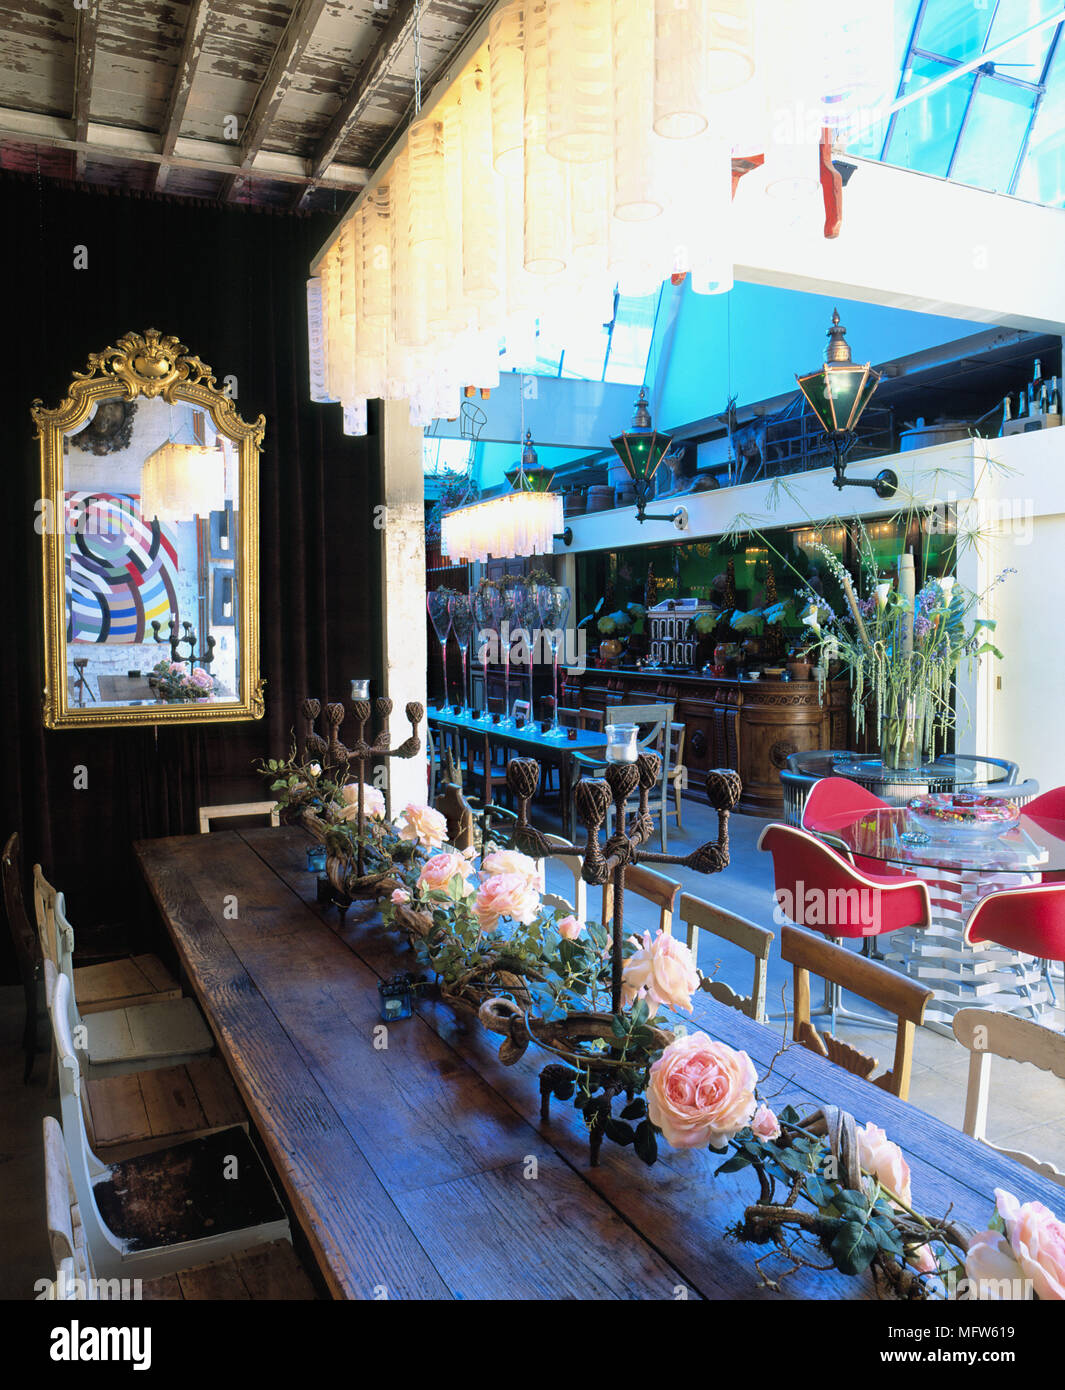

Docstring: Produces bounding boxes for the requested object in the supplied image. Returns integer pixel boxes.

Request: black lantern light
[796,309,897,497]
[609,389,689,529]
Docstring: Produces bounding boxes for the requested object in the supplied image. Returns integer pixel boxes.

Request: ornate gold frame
[33,329,266,729]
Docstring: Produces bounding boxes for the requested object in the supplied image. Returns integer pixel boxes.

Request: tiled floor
[2,793,1062,1298]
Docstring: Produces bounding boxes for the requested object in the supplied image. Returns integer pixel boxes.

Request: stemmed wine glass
[472,582,500,719]
[448,592,474,716]
[518,581,542,726]
[426,589,452,710]
[500,578,525,726]
[537,583,572,736]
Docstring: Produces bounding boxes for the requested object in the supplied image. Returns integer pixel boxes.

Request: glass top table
[827,805,1065,876]
[788,749,1014,794]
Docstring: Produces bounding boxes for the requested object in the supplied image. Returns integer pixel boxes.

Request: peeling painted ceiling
[0,0,490,210]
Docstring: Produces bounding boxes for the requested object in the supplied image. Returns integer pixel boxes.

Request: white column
[380,400,427,812]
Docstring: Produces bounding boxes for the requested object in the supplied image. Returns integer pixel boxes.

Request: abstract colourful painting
[65,492,179,644]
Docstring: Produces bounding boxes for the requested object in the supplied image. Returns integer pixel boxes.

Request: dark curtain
[0,175,383,979]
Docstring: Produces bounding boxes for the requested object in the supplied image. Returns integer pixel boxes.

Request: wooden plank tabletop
[135,825,1064,1301]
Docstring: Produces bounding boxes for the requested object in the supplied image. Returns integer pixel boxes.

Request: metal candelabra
[492,752,741,1163]
[299,694,423,881]
[151,619,216,669]
[505,753,742,1015]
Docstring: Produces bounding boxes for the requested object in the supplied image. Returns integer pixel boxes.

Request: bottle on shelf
[1017,384,1029,418]
[1002,393,1012,424]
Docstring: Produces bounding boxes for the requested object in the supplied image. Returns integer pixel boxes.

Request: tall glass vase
[879,686,926,772]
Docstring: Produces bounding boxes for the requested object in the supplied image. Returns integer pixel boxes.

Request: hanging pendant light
[141,415,226,525]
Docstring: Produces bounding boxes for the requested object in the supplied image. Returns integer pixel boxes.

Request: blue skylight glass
[849,0,1065,205]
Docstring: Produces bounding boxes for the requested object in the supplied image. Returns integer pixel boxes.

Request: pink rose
[909,1244,938,1276]
[340,783,386,821]
[394,802,448,850]
[557,915,582,940]
[417,850,474,894]
[621,930,699,1014]
[189,666,213,689]
[390,888,410,905]
[480,848,541,885]
[646,1032,758,1150]
[473,873,541,931]
[750,1103,780,1142]
[855,1122,912,1207]
[975,1189,1065,1301]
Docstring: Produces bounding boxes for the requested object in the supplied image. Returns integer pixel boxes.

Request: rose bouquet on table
[151,659,215,702]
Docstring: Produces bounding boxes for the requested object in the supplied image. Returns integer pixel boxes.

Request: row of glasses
[429,579,571,731]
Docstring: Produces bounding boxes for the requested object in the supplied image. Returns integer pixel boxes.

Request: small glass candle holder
[350,679,370,701]
[605,723,639,763]
[306,843,327,873]
[378,973,414,1021]
[566,727,578,742]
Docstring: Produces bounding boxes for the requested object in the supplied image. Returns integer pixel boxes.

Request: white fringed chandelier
[307,0,894,436]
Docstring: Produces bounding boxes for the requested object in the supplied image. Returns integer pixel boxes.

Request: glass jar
[605,723,639,763]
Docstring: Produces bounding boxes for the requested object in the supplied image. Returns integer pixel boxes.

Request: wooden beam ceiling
[221,0,330,203]
[297,0,419,210]
[156,0,215,193]
[0,108,369,196]
[72,0,101,181]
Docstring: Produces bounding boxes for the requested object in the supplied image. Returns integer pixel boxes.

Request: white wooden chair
[43,1114,315,1300]
[39,884,213,1079]
[44,952,246,1162]
[602,864,679,937]
[31,863,181,1016]
[46,970,292,1281]
[678,892,774,1024]
[952,1007,1065,1187]
[198,802,280,834]
[599,703,676,851]
[535,834,587,923]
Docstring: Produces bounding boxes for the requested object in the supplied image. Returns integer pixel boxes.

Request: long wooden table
[135,825,1063,1301]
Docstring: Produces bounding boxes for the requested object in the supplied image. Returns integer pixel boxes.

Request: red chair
[1018,787,1065,890]
[964,882,1065,1015]
[801,777,905,879]
[758,823,932,1029]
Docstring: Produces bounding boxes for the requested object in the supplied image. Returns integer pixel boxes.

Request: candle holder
[479,754,742,1165]
[151,618,216,670]
[378,973,415,1021]
[605,723,639,763]
[298,692,423,896]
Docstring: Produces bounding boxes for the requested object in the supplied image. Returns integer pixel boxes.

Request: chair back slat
[602,864,678,936]
[32,863,61,971]
[952,1006,1065,1187]
[198,802,281,834]
[678,892,773,1022]
[579,708,604,734]
[781,924,931,1099]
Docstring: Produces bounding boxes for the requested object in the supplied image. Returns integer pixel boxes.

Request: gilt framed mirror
[33,329,265,729]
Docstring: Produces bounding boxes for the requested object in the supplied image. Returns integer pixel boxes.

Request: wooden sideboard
[561,667,849,815]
